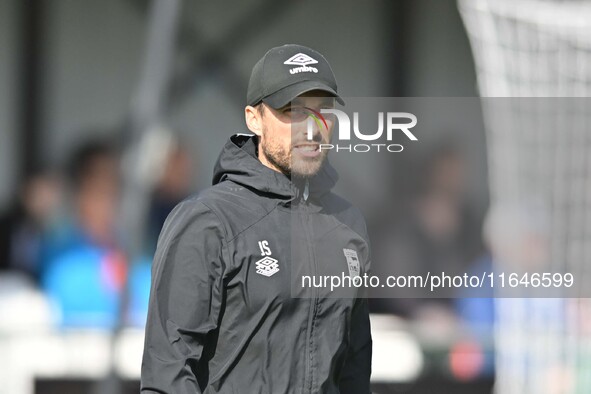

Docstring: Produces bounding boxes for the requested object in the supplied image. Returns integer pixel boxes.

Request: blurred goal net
[458,1,591,393]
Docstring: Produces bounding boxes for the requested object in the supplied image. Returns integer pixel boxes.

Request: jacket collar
[212,134,338,202]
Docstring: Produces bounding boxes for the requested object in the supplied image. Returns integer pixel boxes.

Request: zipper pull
[303,179,310,202]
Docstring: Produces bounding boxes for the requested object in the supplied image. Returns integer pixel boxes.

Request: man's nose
[303,118,323,142]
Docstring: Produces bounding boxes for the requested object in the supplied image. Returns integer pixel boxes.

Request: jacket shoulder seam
[198,200,230,245]
[201,201,280,244]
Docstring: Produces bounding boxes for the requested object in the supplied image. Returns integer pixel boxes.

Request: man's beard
[258,127,327,178]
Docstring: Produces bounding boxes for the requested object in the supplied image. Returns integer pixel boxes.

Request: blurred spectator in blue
[455,254,495,337]
[145,140,194,256]
[0,166,62,285]
[41,138,150,328]
[454,253,495,379]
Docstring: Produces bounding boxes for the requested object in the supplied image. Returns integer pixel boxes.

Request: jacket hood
[212,133,338,200]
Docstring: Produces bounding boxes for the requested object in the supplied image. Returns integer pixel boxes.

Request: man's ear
[245,105,263,136]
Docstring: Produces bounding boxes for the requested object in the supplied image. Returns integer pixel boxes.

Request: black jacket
[141,134,372,394]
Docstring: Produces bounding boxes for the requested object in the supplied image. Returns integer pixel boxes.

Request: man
[141,44,372,394]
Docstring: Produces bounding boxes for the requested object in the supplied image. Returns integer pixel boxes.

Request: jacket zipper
[301,179,319,394]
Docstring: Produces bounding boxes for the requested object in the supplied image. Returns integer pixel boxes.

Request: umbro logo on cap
[284,53,319,66]
[284,53,319,74]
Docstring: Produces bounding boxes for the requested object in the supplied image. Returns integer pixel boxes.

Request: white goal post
[459,1,591,393]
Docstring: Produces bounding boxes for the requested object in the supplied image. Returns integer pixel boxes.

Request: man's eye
[288,108,308,120]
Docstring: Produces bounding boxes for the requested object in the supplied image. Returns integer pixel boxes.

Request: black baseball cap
[246,44,344,109]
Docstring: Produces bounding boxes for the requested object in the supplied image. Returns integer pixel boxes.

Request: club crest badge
[343,248,360,278]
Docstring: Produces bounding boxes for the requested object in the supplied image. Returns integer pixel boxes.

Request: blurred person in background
[41,138,150,328]
[145,140,195,256]
[0,166,62,285]
[371,143,484,320]
[42,139,121,264]
[409,144,483,285]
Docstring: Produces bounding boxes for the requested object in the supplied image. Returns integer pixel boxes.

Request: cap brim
[262,80,345,109]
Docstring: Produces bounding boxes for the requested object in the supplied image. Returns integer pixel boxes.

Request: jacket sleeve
[339,213,373,394]
[141,200,226,394]
[338,295,373,394]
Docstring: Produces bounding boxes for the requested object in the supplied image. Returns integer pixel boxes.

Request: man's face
[254,92,336,178]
